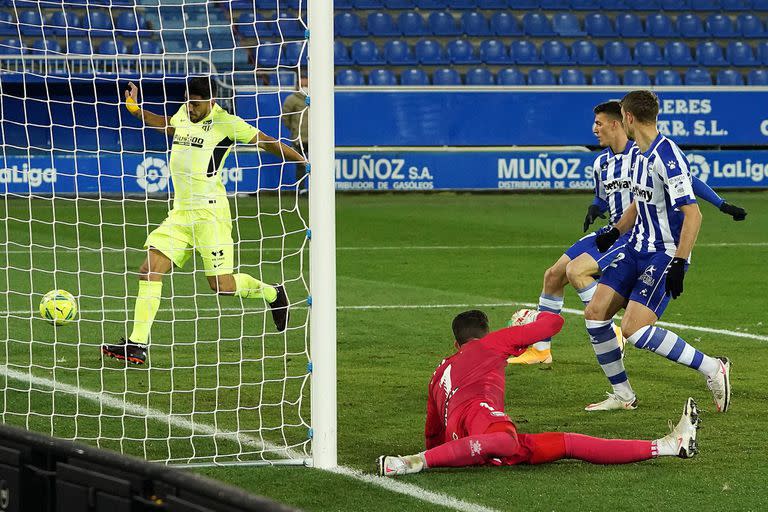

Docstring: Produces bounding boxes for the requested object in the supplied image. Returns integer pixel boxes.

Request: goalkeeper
[102,77,303,365]
[378,309,701,476]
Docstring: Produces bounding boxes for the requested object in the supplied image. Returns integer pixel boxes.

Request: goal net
[0,0,335,467]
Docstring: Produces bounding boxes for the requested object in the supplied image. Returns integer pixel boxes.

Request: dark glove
[719,202,747,221]
[665,257,687,299]
[583,204,607,232]
[595,227,620,253]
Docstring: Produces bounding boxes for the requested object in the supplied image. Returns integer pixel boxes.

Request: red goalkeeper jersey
[424,312,564,449]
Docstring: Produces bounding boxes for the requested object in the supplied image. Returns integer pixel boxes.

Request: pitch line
[0,369,499,512]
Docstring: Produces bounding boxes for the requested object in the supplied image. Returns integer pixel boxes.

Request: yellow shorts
[145,208,233,276]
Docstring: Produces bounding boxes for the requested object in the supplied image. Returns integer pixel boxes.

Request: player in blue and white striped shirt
[584,90,731,413]
[510,101,746,367]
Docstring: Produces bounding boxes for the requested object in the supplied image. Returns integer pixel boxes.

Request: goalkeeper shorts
[145,208,234,276]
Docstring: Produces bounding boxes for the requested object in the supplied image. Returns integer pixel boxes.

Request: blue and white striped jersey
[592,140,635,225]
[628,134,697,256]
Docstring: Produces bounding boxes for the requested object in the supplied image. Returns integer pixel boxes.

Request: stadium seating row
[330,0,768,10]
[332,11,767,38]
[336,67,768,85]
[331,39,768,66]
[0,10,150,37]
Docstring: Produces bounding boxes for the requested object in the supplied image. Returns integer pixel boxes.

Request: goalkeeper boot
[101,338,147,365]
[655,397,700,459]
[507,346,552,366]
[585,392,638,412]
[268,284,290,332]
[377,454,425,477]
[705,357,731,412]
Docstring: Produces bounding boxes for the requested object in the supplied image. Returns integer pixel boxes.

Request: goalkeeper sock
[128,280,163,345]
[234,273,278,303]
[564,433,653,463]
[423,432,519,467]
[533,294,563,351]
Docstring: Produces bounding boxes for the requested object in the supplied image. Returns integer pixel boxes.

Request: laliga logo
[136,157,169,192]
[686,154,710,183]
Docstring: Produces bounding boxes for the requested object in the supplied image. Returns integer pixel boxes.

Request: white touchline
[0,367,499,512]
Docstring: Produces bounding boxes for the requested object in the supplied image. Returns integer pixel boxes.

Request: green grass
[2,192,768,511]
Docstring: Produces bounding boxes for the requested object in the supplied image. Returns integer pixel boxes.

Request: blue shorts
[598,245,687,319]
[564,230,632,272]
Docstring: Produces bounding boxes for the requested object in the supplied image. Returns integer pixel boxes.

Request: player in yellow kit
[102,77,303,365]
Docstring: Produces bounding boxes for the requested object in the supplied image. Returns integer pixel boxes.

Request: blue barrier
[3,149,767,195]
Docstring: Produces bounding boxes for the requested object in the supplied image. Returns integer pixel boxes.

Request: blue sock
[586,319,634,399]
[628,326,719,378]
[533,294,563,351]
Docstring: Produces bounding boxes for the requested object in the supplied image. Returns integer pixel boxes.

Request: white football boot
[655,397,700,458]
[377,454,425,477]
[706,357,731,412]
[585,392,638,412]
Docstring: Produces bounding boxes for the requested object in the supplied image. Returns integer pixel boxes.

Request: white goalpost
[0,0,336,468]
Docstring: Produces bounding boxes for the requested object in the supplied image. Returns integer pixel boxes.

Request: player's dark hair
[452,310,489,346]
[187,76,216,100]
[593,101,623,121]
[620,90,659,124]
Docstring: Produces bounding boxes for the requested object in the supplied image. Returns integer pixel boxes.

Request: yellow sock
[234,273,277,302]
[128,280,163,344]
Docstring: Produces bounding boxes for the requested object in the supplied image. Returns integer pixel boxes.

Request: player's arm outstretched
[482,311,565,358]
[595,201,637,252]
[124,82,174,136]
[248,131,304,163]
[691,175,747,221]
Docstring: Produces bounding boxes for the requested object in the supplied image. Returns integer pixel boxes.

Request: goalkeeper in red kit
[378,309,701,476]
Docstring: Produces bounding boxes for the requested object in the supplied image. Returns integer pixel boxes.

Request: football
[507,308,539,327]
[39,290,78,326]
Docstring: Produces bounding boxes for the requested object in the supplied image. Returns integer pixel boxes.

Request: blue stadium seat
[747,69,768,85]
[559,68,587,85]
[479,39,509,64]
[655,69,683,85]
[466,67,495,85]
[737,14,764,37]
[571,0,600,9]
[660,0,689,8]
[447,39,479,64]
[623,69,652,86]
[616,13,645,37]
[684,68,712,85]
[600,0,628,7]
[335,13,366,37]
[67,38,92,55]
[368,68,398,85]
[635,41,666,65]
[717,69,744,85]
[754,0,768,11]
[478,0,508,8]
[696,41,727,66]
[759,41,768,64]
[18,10,43,36]
[677,14,706,38]
[591,68,620,85]
[690,0,718,9]
[462,12,491,36]
[336,0,354,8]
[0,38,24,54]
[400,68,430,85]
[132,40,162,54]
[727,41,757,66]
[706,14,737,38]
[552,13,584,36]
[255,44,279,67]
[277,12,305,39]
[628,0,660,8]
[429,12,461,36]
[115,12,148,36]
[522,13,555,36]
[0,12,13,36]
[384,40,416,65]
[367,12,399,36]
[647,13,677,37]
[721,0,750,8]
[490,12,522,36]
[96,40,128,54]
[398,12,428,36]
[510,40,540,64]
[432,68,462,85]
[46,12,81,36]
[527,68,556,85]
[415,39,448,64]
[354,0,384,8]
[282,41,306,66]
[334,41,353,65]
[604,41,633,65]
[86,10,114,37]
[541,40,571,64]
[236,12,258,38]
[30,38,62,54]
[511,0,538,6]
[497,68,526,85]
[665,41,694,65]
[540,0,569,8]
[448,0,477,9]
[336,69,364,85]
[572,40,601,64]
[584,13,615,37]
[351,40,383,65]
[385,0,415,8]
